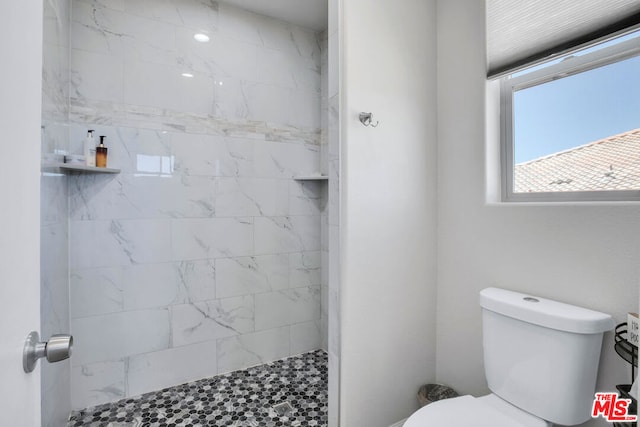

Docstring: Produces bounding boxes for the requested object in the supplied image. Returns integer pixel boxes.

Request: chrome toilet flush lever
[23,331,73,373]
[359,112,379,127]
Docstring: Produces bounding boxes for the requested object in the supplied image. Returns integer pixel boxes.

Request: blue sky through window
[514,51,640,164]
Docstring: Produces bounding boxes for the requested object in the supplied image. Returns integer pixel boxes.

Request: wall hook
[359,112,379,127]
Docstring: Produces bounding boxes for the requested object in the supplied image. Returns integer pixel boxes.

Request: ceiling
[218,0,328,31]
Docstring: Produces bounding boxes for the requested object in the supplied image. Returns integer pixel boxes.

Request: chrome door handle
[23,331,73,373]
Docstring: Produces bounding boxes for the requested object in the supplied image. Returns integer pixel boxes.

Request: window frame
[500,36,640,202]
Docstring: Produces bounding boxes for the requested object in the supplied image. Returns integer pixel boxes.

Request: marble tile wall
[41,0,72,426]
[67,0,326,410]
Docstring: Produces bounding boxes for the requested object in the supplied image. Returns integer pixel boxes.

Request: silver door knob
[23,331,73,373]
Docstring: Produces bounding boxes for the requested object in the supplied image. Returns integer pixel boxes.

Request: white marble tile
[71,1,127,57]
[291,56,322,94]
[254,216,321,254]
[74,0,180,65]
[209,35,258,81]
[41,174,68,226]
[242,82,291,125]
[41,358,70,427]
[119,126,173,173]
[213,76,249,120]
[254,17,294,52]
[67,125,172,175]
[71,309,170,365]
[42,43,70,122]
[71,49,124,104]
[73,174,218,220]
[44,0,71,48]
[70,267,123,318]
[123,60,215,114]
[162,174,216,218]
[175,30,259,81]
[41,223,69,280]
[127,340,217,397]
[75,0,125,12]
[41,273,70,337]
[122,262,186,310]
[289,88,321,128]
[42,295,69,352]
[290,320,322,355]
[289,251,321,288]
[254,141,319,179]
[217,3,264,45]
[255,48,319,93]
[71,360,125,410]
[216,326,290,374]
[216,178,288,217]
[174,0,220,31]
[41,121,69,160]
[71,174,191,220]
[124,0,219,30]
[120,14,178,65]
[175,259,216,303]
[216,254,289,298]
[171,296,254,347]
[70,219,172,269]
[65,0,327,406]
[254,21,321,63]
[255,286,320,331]
[171,217,253,260]
[174,27,222,76]
[256,48,299,89]
[171,133,254,177]
[289,180,324,215]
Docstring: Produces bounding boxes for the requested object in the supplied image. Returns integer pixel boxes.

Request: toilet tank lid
[480,287,615,334]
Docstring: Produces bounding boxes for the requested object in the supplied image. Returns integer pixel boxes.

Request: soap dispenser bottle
[84,130,96,167]
[96,136,108,168]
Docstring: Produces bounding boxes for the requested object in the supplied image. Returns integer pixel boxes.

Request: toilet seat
[403,394,550,427]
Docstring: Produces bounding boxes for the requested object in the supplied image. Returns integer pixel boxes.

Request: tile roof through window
[514,128,640,193]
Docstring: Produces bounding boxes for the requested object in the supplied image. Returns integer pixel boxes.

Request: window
[501,32,640,202]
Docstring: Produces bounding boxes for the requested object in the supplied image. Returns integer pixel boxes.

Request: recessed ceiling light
[194,33,210,43]
[181,72,194,78]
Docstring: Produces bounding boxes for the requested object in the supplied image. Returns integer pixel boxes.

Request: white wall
[436,2,640,426]
[0,1,43,425]
[339,0,438,425]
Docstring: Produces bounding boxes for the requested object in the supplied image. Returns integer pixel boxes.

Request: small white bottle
[84,130,96,167]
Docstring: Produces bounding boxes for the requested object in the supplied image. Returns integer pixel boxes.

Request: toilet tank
[480,287,615,426]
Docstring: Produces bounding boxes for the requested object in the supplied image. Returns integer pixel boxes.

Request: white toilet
[404,287,615,427]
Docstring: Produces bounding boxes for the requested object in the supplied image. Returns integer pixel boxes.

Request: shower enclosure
[40,0,337,425]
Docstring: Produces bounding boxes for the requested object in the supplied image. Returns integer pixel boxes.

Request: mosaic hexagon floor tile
[67,350,328,427]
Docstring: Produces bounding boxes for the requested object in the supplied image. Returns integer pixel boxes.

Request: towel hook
[359,112,379,127]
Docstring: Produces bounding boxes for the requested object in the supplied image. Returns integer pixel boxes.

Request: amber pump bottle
[96,136,108,167]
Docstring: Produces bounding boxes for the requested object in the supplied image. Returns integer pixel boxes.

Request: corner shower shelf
[294,175,328,181]
[44,163,121,174]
